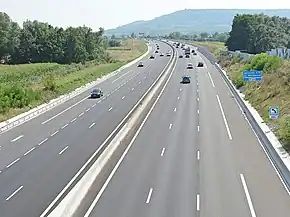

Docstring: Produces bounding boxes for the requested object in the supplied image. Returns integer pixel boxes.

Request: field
[220,54,290,151]
[0,39,147,122]
[193,41,226,56]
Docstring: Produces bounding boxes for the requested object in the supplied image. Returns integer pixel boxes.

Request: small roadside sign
[269,106,279,119]
[243,70,262,81]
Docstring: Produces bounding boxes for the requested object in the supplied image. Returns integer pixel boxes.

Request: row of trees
[163,31,229,42]
[226,14,290,54]
[0,12,111,64]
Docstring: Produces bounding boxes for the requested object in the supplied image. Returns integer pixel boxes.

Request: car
[160,53,164,56]
[187,63,193,69]
[185,54,190,58]
[149,55,155,59]
[191,49,195,53]
[138,61,144,67]
[179,55,183,58]
[157,47,160,50]
[181,75,191,84]
[90,88,103,98]
[155,50,159,53]
[192,52,197,55]
[166,52,171,56]
[197,62,204,67]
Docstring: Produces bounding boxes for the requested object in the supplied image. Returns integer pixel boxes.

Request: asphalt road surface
[85,45,290,217]
[0,40,173,217]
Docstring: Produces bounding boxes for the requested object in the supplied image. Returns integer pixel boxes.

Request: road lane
[0,42,172,170]
[0,41,168,143]
[199,52,290,216]
[86,49,199,217]
[0,42,174,217]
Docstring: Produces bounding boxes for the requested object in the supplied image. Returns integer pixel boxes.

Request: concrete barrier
[40,41,176,217]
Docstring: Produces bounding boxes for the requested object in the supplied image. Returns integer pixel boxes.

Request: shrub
[44,76,57,91]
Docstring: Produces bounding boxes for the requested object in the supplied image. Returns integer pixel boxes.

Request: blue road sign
[243,70,262,81]
[269,106,279,119]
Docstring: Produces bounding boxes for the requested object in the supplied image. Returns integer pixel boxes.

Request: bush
[248,53,282,72]
[44,77,57,91]
[278,117,290,151]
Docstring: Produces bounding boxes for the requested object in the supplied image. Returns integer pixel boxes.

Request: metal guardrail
[196,47,290,191]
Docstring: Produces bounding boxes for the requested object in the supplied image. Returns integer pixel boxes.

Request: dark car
[181,75,191,84]
[149,55,155,59]
[197,62,204,67]
[90,88,103,98]
[157,47,160,50]
[185,54,190,58]
[191,49,195,53]
[179,55,183,58]
[138,61,144,67]
[160,53,164,56]
[155,50,159,53]
[192,52,197,55]
[166,52,171,56]
[187,63,193,69]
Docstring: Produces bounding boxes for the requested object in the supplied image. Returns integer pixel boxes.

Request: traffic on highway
[0,40,290,217]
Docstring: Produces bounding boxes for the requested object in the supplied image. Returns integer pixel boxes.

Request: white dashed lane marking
[59,146,69,155]
[70,118,77,123]
[108,107,113,112]
[89,123,96,129]
[61,123,68,129]
[38,138,48,146]
[6,186,23,201]
[24,147,36,156]
[11,135,24,143]
[51,130,59,137]
[6,158,20,168]
[122,96,125,100]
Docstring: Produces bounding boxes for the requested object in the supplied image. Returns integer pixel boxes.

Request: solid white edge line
[196,194,200,211]
[216,95,233,140]
[11,135,23,142]
[6,185,23,201]
[41,43,174,217]
[146,188,153,204]
[207,71,215,87]
[83,50,177,217]
[161,148,165,156]
[240,174,257,217]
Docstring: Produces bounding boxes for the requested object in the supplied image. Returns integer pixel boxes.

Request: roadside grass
[0,39,147,122]
[193,41,226,56]
[220,54,290,151]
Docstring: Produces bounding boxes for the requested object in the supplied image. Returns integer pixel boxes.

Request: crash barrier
[196,46,290,191]
[0,41,152,134]
[41,41,177,217]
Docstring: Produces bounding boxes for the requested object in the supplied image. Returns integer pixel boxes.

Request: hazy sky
[1,0,290,30]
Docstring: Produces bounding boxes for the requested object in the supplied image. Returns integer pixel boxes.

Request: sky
[1,0,290,31]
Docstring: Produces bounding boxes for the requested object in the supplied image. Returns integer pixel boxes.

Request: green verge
[0,39,147,122]
[192,41,226,56]
[220,53,290,152]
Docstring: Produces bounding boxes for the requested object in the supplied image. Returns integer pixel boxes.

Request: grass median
[220,53,290,152]
[0,39,147,122]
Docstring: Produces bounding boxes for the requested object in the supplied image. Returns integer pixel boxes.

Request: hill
[105,9,290,36]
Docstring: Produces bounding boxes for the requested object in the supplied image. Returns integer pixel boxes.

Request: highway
[84,45,290,217]
[0,40,173,217]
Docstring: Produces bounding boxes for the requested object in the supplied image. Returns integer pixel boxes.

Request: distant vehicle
[155,50,159,53]
[179,55,183,58]
[192,52,197,55]
[191,49,195,53]
[157,47,160,50]
[90,88,103,98]
[187,63,193,69]
[138,61,144,67]
[166,52,171,56]
[197,62,204,67]
[149,55,155,59]
[160,53,164,56]
[185,54,190,58]
[181,75,191,84]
